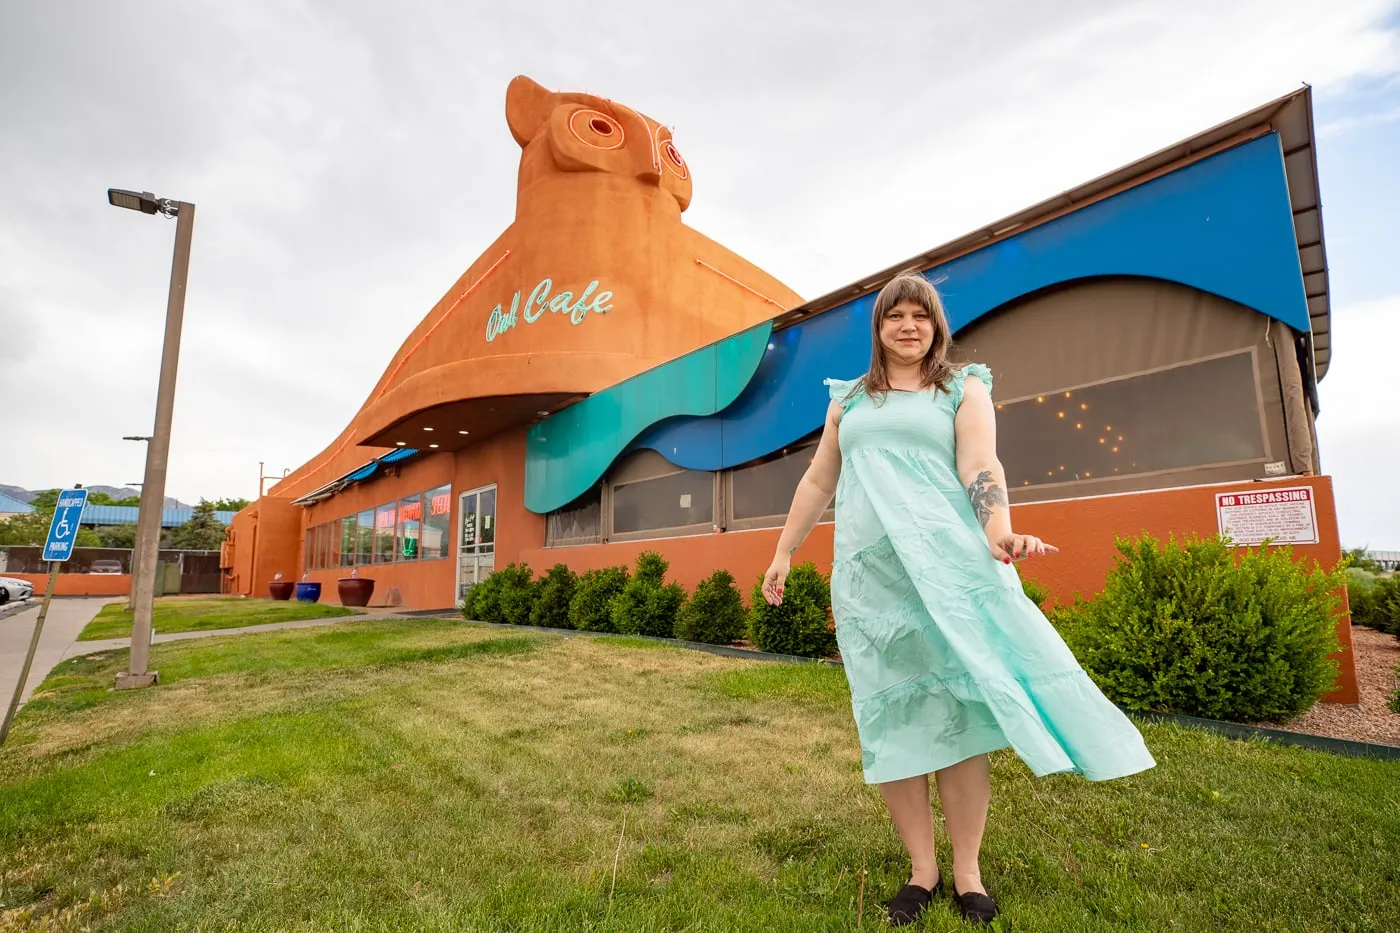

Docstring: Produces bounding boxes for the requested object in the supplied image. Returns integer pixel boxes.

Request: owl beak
[636,168,663,185]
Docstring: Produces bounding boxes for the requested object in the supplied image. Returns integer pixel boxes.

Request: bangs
[873,274,944,318]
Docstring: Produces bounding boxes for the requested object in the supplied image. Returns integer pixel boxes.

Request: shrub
[1019,574,1050,610]
[531,563,579,629]
[676,569,747,645]
[1348,572,1400,636]
[493,563,539,626]
[461,572,503,623]
[569,565,630,632]
[1389,667,1400,716]
[612,551,685,638]
[748,562,837,659]
[1057,533,1345,723]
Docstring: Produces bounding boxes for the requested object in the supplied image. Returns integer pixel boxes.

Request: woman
[761,273,1155,926]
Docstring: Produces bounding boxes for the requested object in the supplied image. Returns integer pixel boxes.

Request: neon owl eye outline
[568,109,627,151]
[661,138,688,179]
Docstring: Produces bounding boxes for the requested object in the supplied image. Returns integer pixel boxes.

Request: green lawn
[2,618,1397,931]
[76,597,358,641]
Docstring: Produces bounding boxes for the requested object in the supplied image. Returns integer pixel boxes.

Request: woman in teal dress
[761,273,1155,926]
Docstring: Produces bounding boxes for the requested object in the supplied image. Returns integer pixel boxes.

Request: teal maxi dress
[825,364,1156,785]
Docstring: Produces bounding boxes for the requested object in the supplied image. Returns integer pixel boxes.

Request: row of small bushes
[459,551,838,658]
[462,532,1351,724]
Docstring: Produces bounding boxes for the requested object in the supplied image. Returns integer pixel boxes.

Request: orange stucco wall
[520,475,1358,704]
[288,429,542,609]
[8,574,131,597]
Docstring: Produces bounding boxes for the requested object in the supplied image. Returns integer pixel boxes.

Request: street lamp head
[108,188,179,218]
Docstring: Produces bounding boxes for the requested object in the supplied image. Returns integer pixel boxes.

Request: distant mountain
[0,484,189,509]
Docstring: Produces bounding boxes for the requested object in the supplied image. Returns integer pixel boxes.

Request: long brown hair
[857,272,956,402]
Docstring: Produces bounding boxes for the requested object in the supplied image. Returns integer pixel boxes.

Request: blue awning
[291,448,421,506]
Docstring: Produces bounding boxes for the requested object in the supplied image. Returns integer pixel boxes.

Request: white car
[0,576,34,605]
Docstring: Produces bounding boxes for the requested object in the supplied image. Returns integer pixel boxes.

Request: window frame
[723,433,831,532]
[607,460,720,544]
[993,347,1271,497]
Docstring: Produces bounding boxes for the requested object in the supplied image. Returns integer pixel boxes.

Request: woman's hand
[988,533,1059,564]
[762,554,792,605]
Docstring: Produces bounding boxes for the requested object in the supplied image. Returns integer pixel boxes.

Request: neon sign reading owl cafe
[485,277,613,342]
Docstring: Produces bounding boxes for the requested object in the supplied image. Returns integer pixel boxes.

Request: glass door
[456,485,497,602]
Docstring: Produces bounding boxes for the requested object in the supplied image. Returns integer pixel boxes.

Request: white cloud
[0,0,1397,533]
[1316,295,1400,548]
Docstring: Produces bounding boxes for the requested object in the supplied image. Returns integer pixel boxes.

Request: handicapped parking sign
[42,489,89,562]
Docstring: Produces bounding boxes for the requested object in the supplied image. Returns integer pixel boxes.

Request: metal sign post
[1,486,88,747]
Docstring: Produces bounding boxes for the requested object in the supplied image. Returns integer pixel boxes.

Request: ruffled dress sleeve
[949,363,993,411]
[823,376,864,414]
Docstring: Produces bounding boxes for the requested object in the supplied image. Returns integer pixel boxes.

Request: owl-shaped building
[220,78,1357,704]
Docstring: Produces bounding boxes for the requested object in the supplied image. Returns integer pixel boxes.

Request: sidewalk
[1,597,118,707]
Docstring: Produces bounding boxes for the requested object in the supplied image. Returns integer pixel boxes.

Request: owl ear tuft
[506,75,555,147]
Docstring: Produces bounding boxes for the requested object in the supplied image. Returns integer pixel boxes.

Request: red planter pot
[338,578,375,608]
[268,581,294,601]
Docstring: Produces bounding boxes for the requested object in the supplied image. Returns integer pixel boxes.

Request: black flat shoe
[952,885,999,925]
[886,878,942,927]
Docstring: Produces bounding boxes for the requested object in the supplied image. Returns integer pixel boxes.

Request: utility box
[152,561,182,596]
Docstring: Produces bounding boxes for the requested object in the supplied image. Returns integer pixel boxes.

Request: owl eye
[569,109,625,150]
[662,139,688,179]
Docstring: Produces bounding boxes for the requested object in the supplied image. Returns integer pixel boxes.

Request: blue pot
[294,581,322,603]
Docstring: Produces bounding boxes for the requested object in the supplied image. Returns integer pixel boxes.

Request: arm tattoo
[966,470,1008,527]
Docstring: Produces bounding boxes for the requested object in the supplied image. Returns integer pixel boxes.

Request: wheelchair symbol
[55,517,72,539]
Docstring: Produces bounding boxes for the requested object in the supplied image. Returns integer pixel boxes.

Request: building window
[423,484,451,560]
[340,516,356,568]
[610,451,715,540]
[374,503,397,563]
[997,350,1266,489]
[356,509,374,565]
[727,435,823,530]
[397,494,422,561]
[546,485,603,547]
[322,522,337,569]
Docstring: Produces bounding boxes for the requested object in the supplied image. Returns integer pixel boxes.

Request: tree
[209,497,252,512]
[0,511,47,546]
[0,489,103,547]
[1344,547,1385,575]
[86,492,142,507]
[96,524,139,549]
[168,500,228,550]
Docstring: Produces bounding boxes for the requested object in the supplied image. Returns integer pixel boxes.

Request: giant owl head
[506,75,693,213]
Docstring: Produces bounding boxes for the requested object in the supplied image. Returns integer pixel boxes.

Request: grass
[76,597,357,641]
[1,618,1397,931]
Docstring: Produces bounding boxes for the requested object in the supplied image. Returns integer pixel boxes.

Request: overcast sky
[2,1,1397,547]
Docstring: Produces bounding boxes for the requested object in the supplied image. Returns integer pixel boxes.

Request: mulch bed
[1257,626,1400,747]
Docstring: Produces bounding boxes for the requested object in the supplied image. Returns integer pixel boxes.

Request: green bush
[1347,571,1400,636]
[676,569,747,645]
[748,562,836,659]
[612,551,685,638]
[1057,533,1345,723]
[1019,574,1050,610]
[1389,667,1400,716]
[461,572,503,623]
[531,563,578,629]
[493,563,539,626]
[569,565,630,632]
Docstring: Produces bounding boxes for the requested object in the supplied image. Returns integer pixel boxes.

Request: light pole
[122,436,152,608]
[108,188,195,690]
